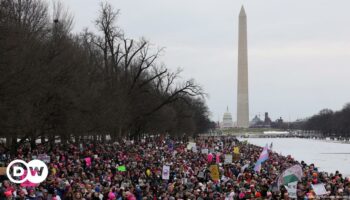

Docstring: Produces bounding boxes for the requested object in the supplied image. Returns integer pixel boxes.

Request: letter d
[13,166,24,177]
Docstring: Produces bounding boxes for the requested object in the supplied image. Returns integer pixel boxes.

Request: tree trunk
[41,134,45,144]
[61,134,68,144]
[30,134,36,149]
[49,134,55,147]
[6,134,15,148]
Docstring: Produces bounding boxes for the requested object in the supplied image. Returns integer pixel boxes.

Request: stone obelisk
[237,6,249,128]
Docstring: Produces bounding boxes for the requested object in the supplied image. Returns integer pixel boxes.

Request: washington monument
[237,6,249,128]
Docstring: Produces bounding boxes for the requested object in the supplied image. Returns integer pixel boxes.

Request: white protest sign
[162,165,170,180]
[224,154,232,164]
[197,171,205,179]
[192,146,198,153]
[312,183,328,196]
[201,149,209,154]
[187,142,196,150]
[38,154,50,163]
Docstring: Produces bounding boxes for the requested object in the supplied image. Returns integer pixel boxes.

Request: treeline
[291,103,350,137]
[0,0,215,148]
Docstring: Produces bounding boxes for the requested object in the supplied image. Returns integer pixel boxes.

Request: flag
[117,165,126,172]
[241,164,249,172]
[277,165,303,188]
[253,144,269,172]
[285,181,298,198]
[162,165,170,180]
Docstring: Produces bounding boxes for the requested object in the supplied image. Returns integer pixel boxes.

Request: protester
[0,136,349,199]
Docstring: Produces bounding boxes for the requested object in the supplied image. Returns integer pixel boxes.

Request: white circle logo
[6,159,48,184]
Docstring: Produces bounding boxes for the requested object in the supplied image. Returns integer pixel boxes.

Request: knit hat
[255,191,262,197]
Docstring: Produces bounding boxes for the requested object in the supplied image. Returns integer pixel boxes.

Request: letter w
[29,167,44,176]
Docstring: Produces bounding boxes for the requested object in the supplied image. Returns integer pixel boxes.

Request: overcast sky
[62,0,350,122]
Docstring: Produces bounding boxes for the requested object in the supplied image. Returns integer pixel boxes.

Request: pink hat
[4,191,12,197]
[239,192,245,199]
[267,191,272,196]
[108,192,116,200]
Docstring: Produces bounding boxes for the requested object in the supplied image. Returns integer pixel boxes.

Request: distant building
[250,112,273,128]
[275,117,284,126]
[264,112,272,125]
[221,106,234,129]
[251,115,262,126]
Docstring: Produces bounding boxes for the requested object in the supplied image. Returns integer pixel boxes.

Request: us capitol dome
[222,106,234,129]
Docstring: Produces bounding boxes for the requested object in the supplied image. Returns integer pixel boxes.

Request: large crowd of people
[0,136,349,200]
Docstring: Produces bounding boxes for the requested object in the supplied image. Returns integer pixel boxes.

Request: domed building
[221,106,234,129]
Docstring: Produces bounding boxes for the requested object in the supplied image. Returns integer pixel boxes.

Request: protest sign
[162,165,170,180]
[224,154,232,164]
[201,149,209,154]
[233,147,240,154]
[192,146,197,153]
[117,165,126,172]
[209,165,219,181]
[197,171,205,179]
[187,142,196,150]
[38,154,50,163]
[312,183,327,196]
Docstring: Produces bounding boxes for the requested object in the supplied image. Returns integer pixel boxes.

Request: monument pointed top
[239,6,246,17]
[227,106,229,112]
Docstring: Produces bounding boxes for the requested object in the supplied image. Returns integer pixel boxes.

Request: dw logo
[6,159,48,184]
